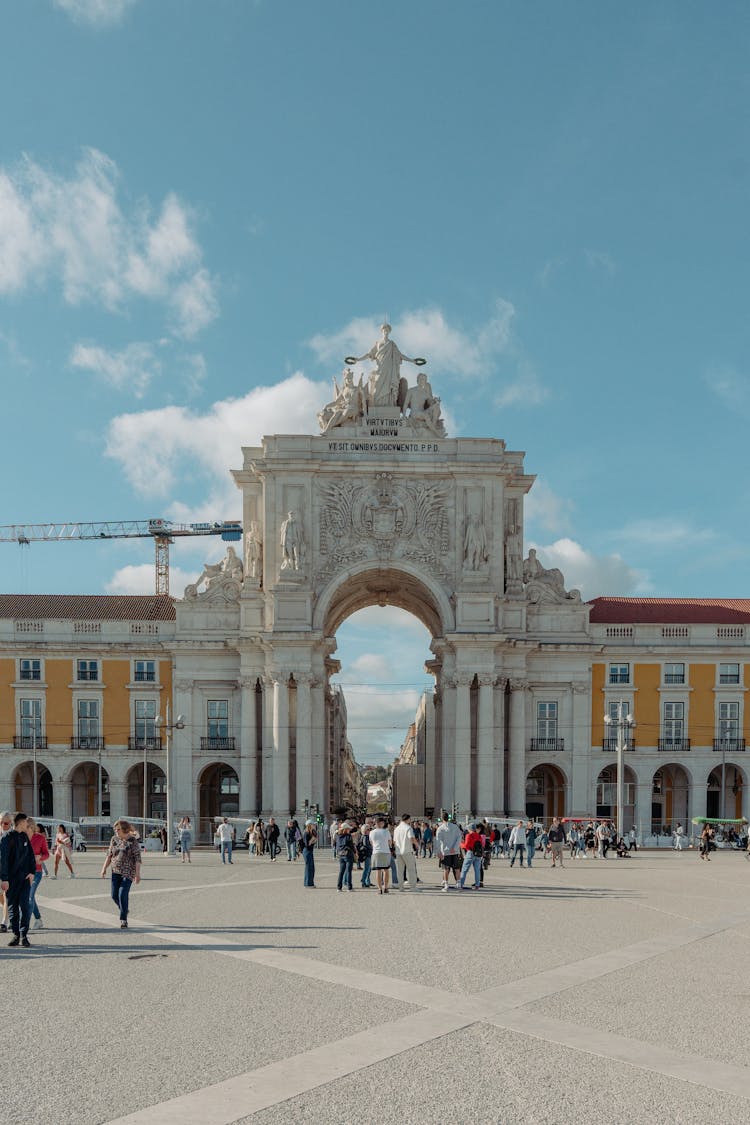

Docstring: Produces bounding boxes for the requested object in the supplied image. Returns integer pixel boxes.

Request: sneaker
[441,883,448,892]
[32,918,43,930]
[50,874,57,880]
[347,888,354,892]
[0,924,6,933]
[120,920,128,929]
[70,872,76,878]
[8,936,19,947]
[21,937,30,948]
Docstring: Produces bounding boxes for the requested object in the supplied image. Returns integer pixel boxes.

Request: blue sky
[2,0,749,762]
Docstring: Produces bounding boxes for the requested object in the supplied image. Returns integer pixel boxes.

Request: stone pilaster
[239,676,258,816]
[508,678,528,816]
[272,671,291,816]
[454,673,473,815]
[475,674,496,816]
[294,674,313,813]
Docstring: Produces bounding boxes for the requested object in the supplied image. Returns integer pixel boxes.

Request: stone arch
[652,763,691,833]
[125,761,167,821]
[525,762,568,821]
[707,760,747,820]
[595,762,637,826]
[198,762,239,840]
[12,760,53,817]
[314,561,454,638]
[69,760,110,820]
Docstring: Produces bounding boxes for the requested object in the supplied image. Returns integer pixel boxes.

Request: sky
[1,0,749,764]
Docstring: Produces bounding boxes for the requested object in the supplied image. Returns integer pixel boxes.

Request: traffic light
[451,802,458,822]
[315,803,323,824]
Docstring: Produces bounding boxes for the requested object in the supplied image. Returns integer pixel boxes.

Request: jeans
[510,844,525,867]
[268,840,279,860]
[111,873,132,921]
[337,856,353,889]
[220,841,233,863]
[459,854,482,887]
[389,856,399,885]
[526,844,536,868]
[286,840,296,861]
[7,881,32,936]
[361,855,372,886]
[29,870,43,919]
[303,847,315,886]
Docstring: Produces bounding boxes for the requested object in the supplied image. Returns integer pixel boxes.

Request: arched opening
[126,762,167,822]
[707,764,745,820]
[70,761,110,820]
[199,763,239,840]
[525,763,566,821]
[13,761,53,817]
[652,764,690,834]
[595,764,637,828]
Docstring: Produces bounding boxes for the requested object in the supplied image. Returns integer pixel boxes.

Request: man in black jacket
[0,812,37,947]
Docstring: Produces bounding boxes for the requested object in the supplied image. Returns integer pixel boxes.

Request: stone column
[571,682,591,816]
[508,678,528,817]
[55,775,73,823]
[441,677,456,810]
[108,781,127,820]
[239,676,258,816]
[476,674,496,817]
[272,672,290,817]
[295,674,313,813]
[493,677,507,815]
[172,677,194,818]
[261,676,274,816]
[636,780,654,840]
[454,674,473,815]
[311,678,326,811]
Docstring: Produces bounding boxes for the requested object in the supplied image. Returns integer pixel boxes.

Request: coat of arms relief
[316,473,450,585]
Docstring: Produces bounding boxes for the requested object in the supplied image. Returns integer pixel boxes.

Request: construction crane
[0,518,243,596]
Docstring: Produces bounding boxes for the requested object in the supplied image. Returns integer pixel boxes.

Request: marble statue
[244,521,263,581]
[402,372,446,437]
[280,510,304,572]
[349,323,424,408]
[463,513,488,570]
[522,548,581,603]
[504,500,524,589]
[183,545,243,601]
[317,368,367,433]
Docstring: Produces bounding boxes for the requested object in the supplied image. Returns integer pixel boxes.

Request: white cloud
[525,478,574,536]
[531,537,647,599]
[584,249,617,277]
[494,359,549,408]
[105,372,326,499]
[615,518,716,548]
[0,149,217,338]
[70,341,162,397]
[537,257,565,287]
[53,0,139,28]
[704,365,750,418]
[346,653,392,681]
[308,300,516,380]
[105,563,194,595]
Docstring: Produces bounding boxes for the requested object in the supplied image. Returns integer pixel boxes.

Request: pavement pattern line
[55,872,304,901]
[42,894,750,1120]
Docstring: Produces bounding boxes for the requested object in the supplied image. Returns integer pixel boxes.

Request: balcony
[713,738,746,753]
[13,735,48,750]
[601,737,636,752]
[658,738,691,752]
[128,736,163,751]
[134,670,156,682]
[530,738,565,752]
[70,736,106,751]
[200,736,236,751]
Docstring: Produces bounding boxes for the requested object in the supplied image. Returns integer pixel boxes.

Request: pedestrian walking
[100,819,142,929]
[178,816,193,863]
[0,812,37,947]
[393,813,420,891]
[302,819,317,887]
[369,816,392,894]
[26,817,49,930]
[548,817,567,868]
[265,817,280,861]
[458,823,484,889]
[509,820,526,867]
[334,822,356,891]
[0,811,12,932]
[284,819,298,862]
[525,821,538,868]
[436,812,462,891]
[421,821,433,859]
[628,826,638,852]
[253,819,265,856]
[52,824,75,878]
[217,817,234,863]
[358,824,373,887]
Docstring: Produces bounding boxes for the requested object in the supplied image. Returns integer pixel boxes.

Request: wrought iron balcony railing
[601,737,636,752]
[712,737,746,752]
[70,736,105,751]
[13,735,47,750]
[128,736,163,751]
[658,738,691,752]
[530,737,565,752]
[200,736,236,751]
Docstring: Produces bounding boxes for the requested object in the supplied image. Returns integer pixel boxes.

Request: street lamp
[156,703,185,855]
[603,703,635,841]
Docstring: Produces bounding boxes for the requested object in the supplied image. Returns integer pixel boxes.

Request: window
[664,663,685,685]
[718,702,739,741]
[719,663,740,685]
[20,698,42,740]
[608,663,630,684]
[536,702,558,739]
[207,700,229,738]
[78,699,99,743]
[663,702,684,743]
[19,658,41,681]
[134,660,156,683]
[220,773,239,795]
[607,700,631,724]
[77,659,98,682]
[135,699,157,741]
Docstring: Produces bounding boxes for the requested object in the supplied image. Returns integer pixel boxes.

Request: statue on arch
[402,371,446,437]
[347,323,426,408]
[244,521,263,583]
[317,367,367,433]
[183,544,243,601]
[280,510,305,573]
[463,513,488,571]
[522,548,581,603]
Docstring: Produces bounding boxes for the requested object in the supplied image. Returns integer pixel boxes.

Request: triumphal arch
[174,323,592,820]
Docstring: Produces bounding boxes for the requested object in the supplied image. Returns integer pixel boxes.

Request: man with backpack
[458,823,485,890]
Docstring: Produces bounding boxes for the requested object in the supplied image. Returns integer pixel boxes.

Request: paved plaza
[4,845,750,1124]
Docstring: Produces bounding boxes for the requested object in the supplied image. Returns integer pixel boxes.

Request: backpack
[471,838,483,858]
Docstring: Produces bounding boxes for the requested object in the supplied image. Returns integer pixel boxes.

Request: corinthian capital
[508,677,528,692]
[571,681,589,694]
[453,672,474,688]
[477,673,496,688]
[174,678,194,693]
[293,672,313,688]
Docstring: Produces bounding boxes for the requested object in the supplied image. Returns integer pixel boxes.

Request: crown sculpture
[317,323,446,438]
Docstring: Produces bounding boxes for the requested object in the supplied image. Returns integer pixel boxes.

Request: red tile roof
[0,595,176,621]
[589,597,750,625]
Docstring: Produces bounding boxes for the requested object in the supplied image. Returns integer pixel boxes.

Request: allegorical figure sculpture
[348,323,425,408]
[244,521,263,582]
[402,372,446,437]
[317,367,367,433]
[280,510,305,572]
[463,513,488,570]
[522,548,581,602]
[183,545,243,600]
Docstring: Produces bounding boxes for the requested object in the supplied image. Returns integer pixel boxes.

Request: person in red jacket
[26,817,50,930]
[458,824,484,890]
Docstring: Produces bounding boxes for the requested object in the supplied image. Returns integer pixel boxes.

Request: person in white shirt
[369,817,393,895]
[509,820,526,867]
[217,818,234,864]
[393,813,420,890]
[436,812,462,890]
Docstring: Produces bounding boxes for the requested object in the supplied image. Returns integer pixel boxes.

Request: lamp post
[156,703,185,855]
[31,723,38,820]
[603,703,635,841]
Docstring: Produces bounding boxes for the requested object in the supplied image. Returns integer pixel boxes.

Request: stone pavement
[4,845,750,1124]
